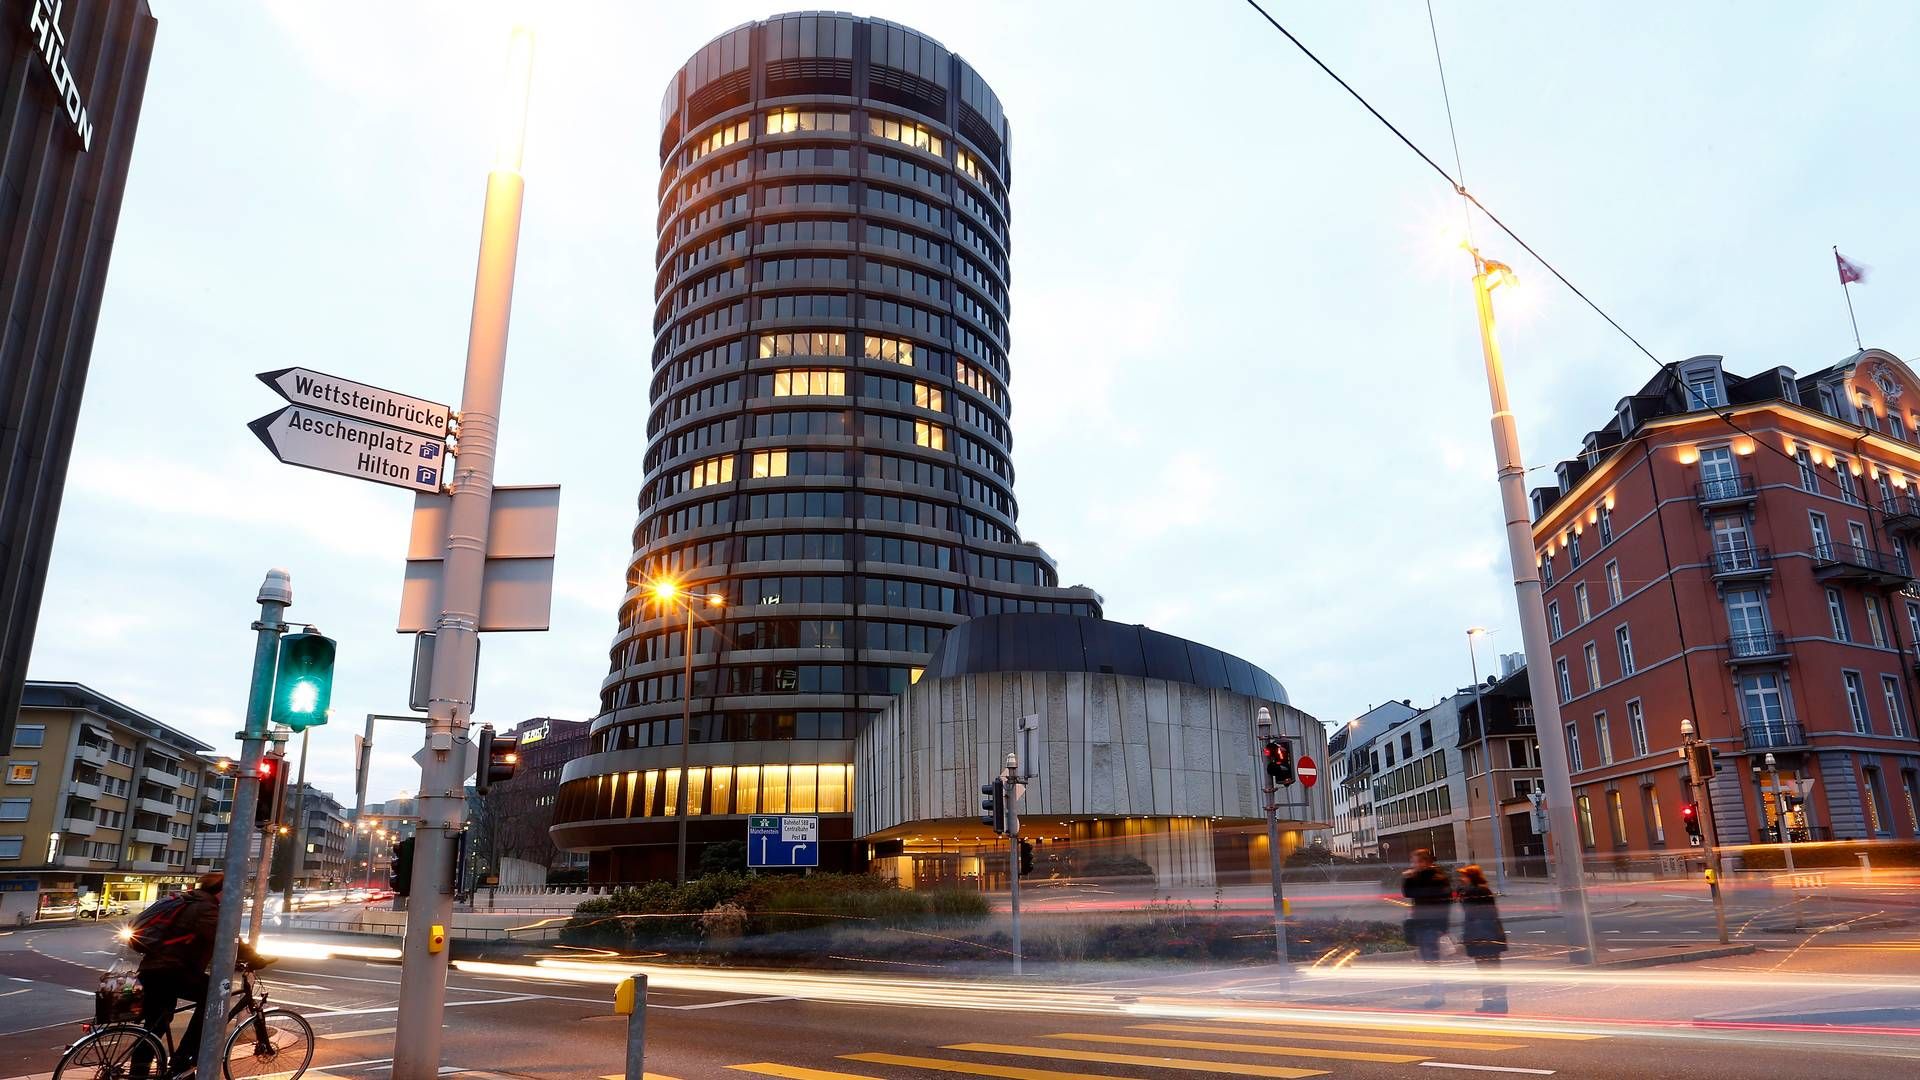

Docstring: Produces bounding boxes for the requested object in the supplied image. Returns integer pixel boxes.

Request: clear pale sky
[28,1,1920,805]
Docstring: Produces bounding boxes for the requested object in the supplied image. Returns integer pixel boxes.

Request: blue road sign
[747,815,820,868]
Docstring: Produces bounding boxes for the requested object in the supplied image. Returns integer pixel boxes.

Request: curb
[1754,917,1911,934]
[1593,943,1756,968]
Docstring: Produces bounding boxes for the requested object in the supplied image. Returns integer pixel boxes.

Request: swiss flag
[1836,250,1869,285]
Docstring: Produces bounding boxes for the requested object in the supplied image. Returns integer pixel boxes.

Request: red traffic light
[257,757,277,780]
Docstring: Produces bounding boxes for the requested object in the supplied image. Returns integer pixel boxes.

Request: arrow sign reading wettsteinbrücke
[250,406,446,493]
[258,367,451,439]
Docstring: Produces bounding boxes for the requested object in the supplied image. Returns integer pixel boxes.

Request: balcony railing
[1727,630,1789,663]
[1710,546,1774,577]
[1695,474,1757,506]
[1884,494,1920,537]
[1813,541,1913,587]
[1743,721,1808,750]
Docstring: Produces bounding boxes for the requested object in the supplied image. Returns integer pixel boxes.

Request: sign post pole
[392,28,534,1080]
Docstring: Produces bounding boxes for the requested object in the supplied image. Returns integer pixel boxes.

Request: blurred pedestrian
[1457,863,1509,1013]
[1401,848,1453,1007]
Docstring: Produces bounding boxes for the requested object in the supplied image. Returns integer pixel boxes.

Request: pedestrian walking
[1457,863,1509,1013]
[1401,848,1453,1007]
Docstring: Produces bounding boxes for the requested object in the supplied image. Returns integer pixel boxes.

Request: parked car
[77,896,129,919]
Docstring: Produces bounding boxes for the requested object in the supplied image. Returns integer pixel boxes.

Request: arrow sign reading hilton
[250,367,451,493]
[250,407,447,493]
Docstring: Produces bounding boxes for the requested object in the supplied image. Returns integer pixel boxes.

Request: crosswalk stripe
[941,1042,1326,1078]
[727,1066,879,1080]
[320,1026,396,1040]
[843,1052,1136,1079]
[1135,1023,1526,1051]
[1043,1032,1426,1064]
[1209,1015,1607,1041]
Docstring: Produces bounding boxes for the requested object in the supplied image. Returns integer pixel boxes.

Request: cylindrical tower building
[553,13,1101,881]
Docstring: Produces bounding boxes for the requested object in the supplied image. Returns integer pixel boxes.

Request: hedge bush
[564,872,987,950]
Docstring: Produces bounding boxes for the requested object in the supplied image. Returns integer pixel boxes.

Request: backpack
[125,893,195,956]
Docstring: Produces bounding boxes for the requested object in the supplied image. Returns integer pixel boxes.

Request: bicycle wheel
[53,1024,168,1080]
[221,1008,313,1080]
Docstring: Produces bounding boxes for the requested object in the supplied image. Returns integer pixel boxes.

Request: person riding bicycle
[131,871,226,1078]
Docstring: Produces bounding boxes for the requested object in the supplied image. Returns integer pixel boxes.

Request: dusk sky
[28,1,1920,805]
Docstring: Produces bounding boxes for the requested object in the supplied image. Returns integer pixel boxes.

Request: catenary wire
[1238,0,1882,515]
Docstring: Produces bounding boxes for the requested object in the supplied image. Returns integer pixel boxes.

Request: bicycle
[53,956,314,1080]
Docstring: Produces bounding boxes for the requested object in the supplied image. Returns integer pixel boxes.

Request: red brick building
[1531,348,1920,856]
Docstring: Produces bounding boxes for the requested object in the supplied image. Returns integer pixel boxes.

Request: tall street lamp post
[1467,248,1596,962]
[651,581,726,884]
[1466,628,1508,894]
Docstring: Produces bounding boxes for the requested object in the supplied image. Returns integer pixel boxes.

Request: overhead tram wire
[1238,0,1833,491]
[1424,0,1474,246]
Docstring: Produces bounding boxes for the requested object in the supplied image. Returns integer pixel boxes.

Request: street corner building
[855,615,1331,889]
[552,13,1107,881]
[1531,349,1920,860]
[0,1,158,753]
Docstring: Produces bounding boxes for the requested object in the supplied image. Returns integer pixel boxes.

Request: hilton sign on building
[0,1,157,751]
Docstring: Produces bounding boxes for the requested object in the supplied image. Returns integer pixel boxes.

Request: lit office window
[868,115,942,155]
[772,369,846,396]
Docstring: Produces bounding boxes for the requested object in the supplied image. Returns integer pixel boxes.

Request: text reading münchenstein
[292,374,445,432]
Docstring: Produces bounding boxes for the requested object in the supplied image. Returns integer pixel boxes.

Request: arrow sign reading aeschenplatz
[258,368,451,438]
[250,406,446,493]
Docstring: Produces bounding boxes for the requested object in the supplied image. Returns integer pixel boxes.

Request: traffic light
[475,727,520,794]
[271,632,337,731]
[1262,738,1295,786]
[392,836,416,897]
[1681,801,1701,840]
[979,778,1006,835]
[1019,839,1034,877]
[253,755,287,829]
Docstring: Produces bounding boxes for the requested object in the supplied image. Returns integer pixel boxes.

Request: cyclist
[131,871,225,1078]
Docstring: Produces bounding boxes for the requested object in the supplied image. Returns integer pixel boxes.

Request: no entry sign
[1297,755,1318,788]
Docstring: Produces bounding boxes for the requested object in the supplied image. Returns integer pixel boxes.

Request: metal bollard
[616,973,647,1079]
[1858,851,1873,882]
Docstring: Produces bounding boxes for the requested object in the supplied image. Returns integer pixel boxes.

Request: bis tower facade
[553,14,1103,881]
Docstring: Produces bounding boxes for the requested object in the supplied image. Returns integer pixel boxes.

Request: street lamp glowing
[494,26,535,175]
[1467,626,1490,639]
[1481,257,1518,291]
[651,581,679,603]
[705,592,726,608]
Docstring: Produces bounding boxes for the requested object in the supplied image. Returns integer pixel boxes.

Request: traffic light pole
[392,30,533,1080]
[1682,733,1730,944]
[193,570,290,1080]
[346,715,374,887]
[282,728,312,912]
[1470,252,1597,963]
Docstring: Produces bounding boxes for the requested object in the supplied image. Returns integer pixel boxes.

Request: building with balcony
[556,13,1105,882]
[1531,349,1920,852]
[1327,700,1418,860]
[1,682,218,919]
[0,3,158,754]
[1457,665,1547,877]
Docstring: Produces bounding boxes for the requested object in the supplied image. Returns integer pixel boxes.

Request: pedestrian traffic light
[979,778,1006,835]
[1019,839,1034,877]
[271,631,337,731]
[392,835,416,897]
[1681,801,1701,839]
[1262,738,1295,786]
[475,727,520,794]
[253,755,287,829]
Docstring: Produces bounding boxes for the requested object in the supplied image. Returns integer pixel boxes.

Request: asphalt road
[4,920,1917,1079]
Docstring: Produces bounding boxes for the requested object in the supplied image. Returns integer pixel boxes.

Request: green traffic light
[272,632,337,731]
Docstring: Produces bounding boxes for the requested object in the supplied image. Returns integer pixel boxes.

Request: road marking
[320,1026,397,1040]
[1419,1063,1556,1075]
[284,967,613,1006]
[594,1074,681,1080]
[64,988,93,996]
[8,976,31,982]
[845,1052,1146,1079]
[1135,1023,1525,1051]
[0,1071,56,1080]
[659,995,796,1011]
[1216,1016,1607,1041]
[304,993,542,1018]
[730,1066,880,1080]
[942,1042,1326,1078]
[1042,1033,1425,1064]
[0,988,28,1000]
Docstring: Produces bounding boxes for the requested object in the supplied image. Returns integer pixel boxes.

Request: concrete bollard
[616,973,647,1079]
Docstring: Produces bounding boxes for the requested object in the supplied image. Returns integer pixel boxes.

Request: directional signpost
[250,367,452,493]
[747,815,819,868]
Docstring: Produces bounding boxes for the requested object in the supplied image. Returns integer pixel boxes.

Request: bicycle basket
[95,970,144,1024]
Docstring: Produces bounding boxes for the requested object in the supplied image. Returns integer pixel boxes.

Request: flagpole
[1836,245,1863,350]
